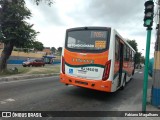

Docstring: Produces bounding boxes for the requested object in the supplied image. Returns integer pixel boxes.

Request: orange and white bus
[60,27,135,92]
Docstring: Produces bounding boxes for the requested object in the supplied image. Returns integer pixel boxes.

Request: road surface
[0,68,156,120]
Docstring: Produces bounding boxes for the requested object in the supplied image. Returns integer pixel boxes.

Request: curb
[0,73,60,82]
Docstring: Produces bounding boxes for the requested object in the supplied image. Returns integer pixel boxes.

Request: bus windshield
[65,30,109,52]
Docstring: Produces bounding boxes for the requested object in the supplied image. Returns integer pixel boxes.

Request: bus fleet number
[81,67,98,72]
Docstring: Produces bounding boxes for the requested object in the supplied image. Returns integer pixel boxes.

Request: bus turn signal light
[102,60,111,80]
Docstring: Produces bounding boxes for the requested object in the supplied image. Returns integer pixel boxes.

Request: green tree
[51,47,56,53]
[127,40,141,64]
[57,47,62,55]
[33,0,53,6]
[0,0,38,72]
[135,52,141,64]
[127,40,138,52]
[0,0,53,73]
[33,41,44,51]
[140,55,145,64]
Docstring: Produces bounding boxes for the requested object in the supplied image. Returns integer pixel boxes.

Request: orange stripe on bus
[64,49,109,66]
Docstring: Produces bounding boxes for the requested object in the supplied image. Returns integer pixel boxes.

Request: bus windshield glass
[66,30,109,52]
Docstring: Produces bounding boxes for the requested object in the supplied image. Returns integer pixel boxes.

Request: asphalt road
[0,68,155,120]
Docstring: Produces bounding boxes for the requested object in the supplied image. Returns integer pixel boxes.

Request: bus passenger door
[115,37,124,88]
[118,42,124,87]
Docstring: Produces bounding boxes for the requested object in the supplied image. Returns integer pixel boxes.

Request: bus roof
[112,28,136,53]
[66,26,111,32]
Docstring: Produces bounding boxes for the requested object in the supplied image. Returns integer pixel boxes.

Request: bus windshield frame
[65,27,111,53]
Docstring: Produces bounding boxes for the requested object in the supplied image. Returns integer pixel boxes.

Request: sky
[25,0,158,57]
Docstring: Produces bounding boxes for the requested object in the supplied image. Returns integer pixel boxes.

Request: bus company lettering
[72,58,94,64]
[68,44,94,48]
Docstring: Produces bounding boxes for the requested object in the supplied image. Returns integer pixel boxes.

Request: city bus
[60,27,136,92]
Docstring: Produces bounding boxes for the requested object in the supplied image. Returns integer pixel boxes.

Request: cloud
[26,0,65,26]
[67,0,144,27]
[24,0,156,57]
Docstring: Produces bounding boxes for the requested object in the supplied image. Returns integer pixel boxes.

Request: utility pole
[151,0,160,108]
[142,0,154,112]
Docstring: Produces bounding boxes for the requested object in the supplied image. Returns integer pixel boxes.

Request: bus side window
[126,47,130,61]
[124,45,127,61]
[130,49,132,61]
[132,51,134,62]
[115,38,119,61]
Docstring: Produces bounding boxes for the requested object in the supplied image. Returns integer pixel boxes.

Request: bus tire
[132,70,135,75]
[120,74,126,90]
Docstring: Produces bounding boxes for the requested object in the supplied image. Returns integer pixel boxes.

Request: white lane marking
[6,98,15,102]
[149,76,152,80]
[0,76,59,85]
[139,72,143,74]
[0,98,15,104]
[0,101,6,104]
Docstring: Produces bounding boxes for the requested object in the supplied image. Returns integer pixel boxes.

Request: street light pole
[142,29,152,112]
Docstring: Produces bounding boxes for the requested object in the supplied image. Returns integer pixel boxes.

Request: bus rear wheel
[132,70,135,75]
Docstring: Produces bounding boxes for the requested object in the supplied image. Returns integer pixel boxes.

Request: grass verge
[0,64,60,77]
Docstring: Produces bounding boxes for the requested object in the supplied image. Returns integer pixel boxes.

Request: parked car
[22,59,45,67]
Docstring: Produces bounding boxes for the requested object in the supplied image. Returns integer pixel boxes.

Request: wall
[0,50,45,64]
[0,50,61,64]
[0,49,44,58]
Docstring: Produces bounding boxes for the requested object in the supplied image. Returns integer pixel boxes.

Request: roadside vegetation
[0,64,60,77]
[127,40,145,65]
[0,0,53,73]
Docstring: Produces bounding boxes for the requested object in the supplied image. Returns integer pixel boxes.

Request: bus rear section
[60,27,113,92]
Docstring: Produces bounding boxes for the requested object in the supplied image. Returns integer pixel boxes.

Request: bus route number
[81,67,98,72]
[92,32,106,38]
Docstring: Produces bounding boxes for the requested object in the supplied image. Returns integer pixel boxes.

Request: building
[42,47,52,55]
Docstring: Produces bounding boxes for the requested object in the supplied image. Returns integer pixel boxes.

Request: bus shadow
[62,78,138,103]
[64,86,122,102]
